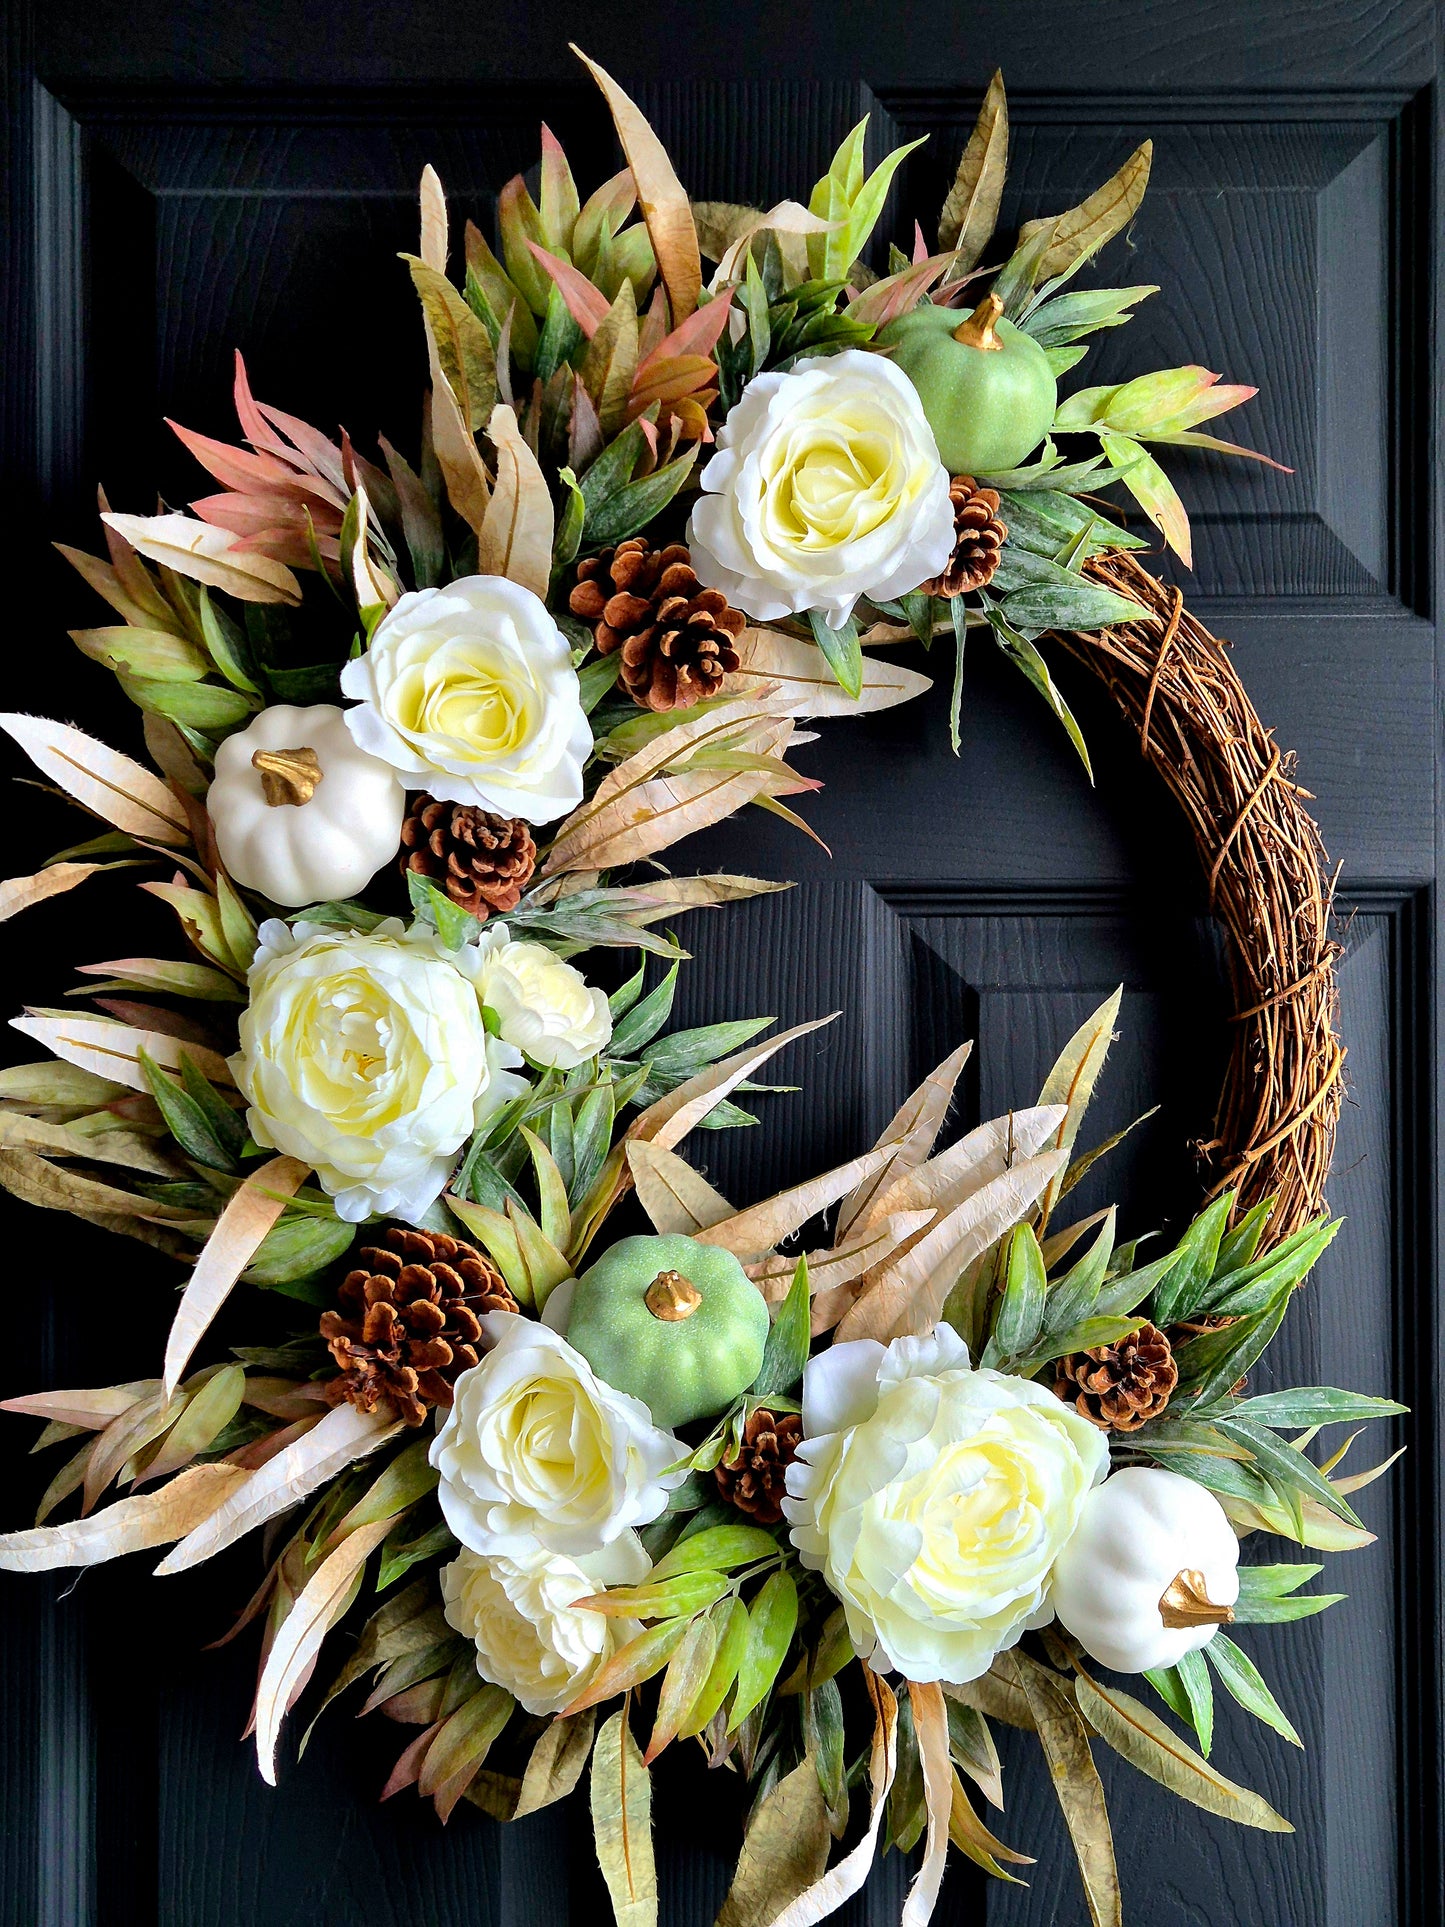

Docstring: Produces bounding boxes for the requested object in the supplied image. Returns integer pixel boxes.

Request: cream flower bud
[783,1327,1108,1684]
[340,575,592,824]
[476,926,612,1070]
[688,350,955,629]
[231,918,524,1223]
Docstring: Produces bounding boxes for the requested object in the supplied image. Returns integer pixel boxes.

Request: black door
[0,4,1438,1923]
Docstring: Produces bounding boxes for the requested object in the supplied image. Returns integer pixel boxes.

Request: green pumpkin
[566,1233,769,1431]
[878,293,1057,475]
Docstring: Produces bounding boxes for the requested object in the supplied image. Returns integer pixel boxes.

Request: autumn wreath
[0,53,1393,1927]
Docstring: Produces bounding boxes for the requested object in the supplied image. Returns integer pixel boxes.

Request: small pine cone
[1054,1321,1179,1433]
[400,797,536,921]
[922,477,1007,596]
[569,538,746,712]
[714,1407,803,1526]
[320,1226,516,1427]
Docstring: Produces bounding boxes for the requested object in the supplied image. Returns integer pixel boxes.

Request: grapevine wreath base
[0,52,1396,1927]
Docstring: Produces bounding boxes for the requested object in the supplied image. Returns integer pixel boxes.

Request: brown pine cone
[569,538,746,712]
[1054,1321,1178,1433]
[400,797,536,921]
[320,1226,516,1428]
[922,477,1007,596]
[714,1407,803,1526]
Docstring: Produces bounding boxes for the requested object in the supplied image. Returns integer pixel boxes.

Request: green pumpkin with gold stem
[565,1233,769,1431]
[878,291,1057,475]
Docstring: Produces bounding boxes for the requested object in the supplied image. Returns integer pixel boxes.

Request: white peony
[430,1315,686,1558]
[783,1326,1108,1684]
[340,575,591,822]
[687,349,955,629]
[232,918,524,1223]
[476,925,612,1070]
[441,1535,647,1715]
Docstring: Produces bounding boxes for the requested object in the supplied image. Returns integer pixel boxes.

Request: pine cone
[923,477,1007,596]
[320,1226,516,1428]
[1054,1321,1178,1433]
[400,797,536,921]
[569,538,746,711]
[714,1407,803,1525]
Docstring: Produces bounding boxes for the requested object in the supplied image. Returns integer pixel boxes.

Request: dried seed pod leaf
[694,1143,893,1263]
[0,713,189,845]
[836,1041,973,1239]
[100,513,302,605]
[0,1463,248,1572]
[724,627,931,718]
[10,1013,234,1093]
[626,1140,734,1235]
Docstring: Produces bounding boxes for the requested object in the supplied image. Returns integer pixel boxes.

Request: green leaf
[402,252,498,431]
[1149,1193,1236,1328]
[1143,1664,1193,1725]
[179,1053,249,1161]
[135,1047,238,1172]
[648,1526,779,1583]
[805,1674,848,1832]
[646,1613,718,1763]
[988,545,1150,630]
[578,652,623,713]
[590,1708,657,1927]
[806,608,863,699]
[1042,1209,1116,1334]
[1173,1647,1214,1756]
[1099,430,1192,567]
[984,1223,1048,1364]
[729,1569,798,1730]
[1010,1314,1146,1380]
[752,1256,810,1398]
[215,873,257,975]
[579,417,650,516]
[569,1079,617,1212]
[1219,1420,1364,1529]
[1020,284,1158,349]
[1230,1387,1407,1428]
[583,446,699,549]
[245,1212,356,1285]
[406,868,481,949]
[195,587,261,692]
[998,489,1147,559]
[946,1697,1004,1810]
[124,677,254,731]
[611,962,680,1058]
[583,1572,732,1621]
[1205,1633,1302,1747]
[677,1596,749,1738]
[1235,1562,1322,1600]
[1173,1293,1296,1410]
[1196,1218,1340,1319]
[807,119,927,281]
[1214,1196,1275,1275]
[984,606,1093,781]
[377,1517,454,1592]
[1232,1591,1344,1626]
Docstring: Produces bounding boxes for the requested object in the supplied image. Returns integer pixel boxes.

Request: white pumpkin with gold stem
[209,702,405,907]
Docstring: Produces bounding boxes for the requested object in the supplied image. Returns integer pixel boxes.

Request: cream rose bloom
[430,1315,685,1558]
[441,1535,646,1715]
[476,926,612,1069]
[783,1326,1108,1683]
[340,575,591,822]
[232,919,524,1223]
[688,349,954,628]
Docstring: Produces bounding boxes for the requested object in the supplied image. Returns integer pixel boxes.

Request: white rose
[783,1327,1108,1684]
[477,925,612,1070]
[430,1315,685,1558]
[441,1534,647,1715]
[688,349,955,629]
[232,918,524,1223]
[340,575,591,822]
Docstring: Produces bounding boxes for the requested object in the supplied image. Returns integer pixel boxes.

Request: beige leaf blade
[938,70,1009,266]
[0,713,188,845]
[626,1140,733,1234]
[1020,142,1153,283]
[621,874,794,919]
[573,46,700,322]
[724,627,931,718]
[0,1463,247,1572]
[0,863,107,922]
[254,1515,393,1785]
[770,1668,898,1927]
[902,1680,952,1927]
[590,1706,658,1927]
[1,1381,158,1429]
[838,1040,973,1240]
[155,1401,400,1575]
[419,163,448,271]
[631,1015,838,1153]
[477,403,554,598]
[163,1156,309,1396]
[945,1664,1037,1732]
[100,512,302,606]
[0,1147,196,1229]
[709,200,838,288]
[428,373,492,535]
[401,255,497,433]
[695,1143,894,1263]
[836,1145,1066,1343]
[0,1114,180,1178]
[515,1709,597,1818]
[10,1012,235,1092]
[717,1756,831,1927]
[749,1211,935,1328]
[1013,1654,1122,1927]
[874,1103,1067,1222]
[1036,986,1123,1222]
[1073,1669,1293,1833]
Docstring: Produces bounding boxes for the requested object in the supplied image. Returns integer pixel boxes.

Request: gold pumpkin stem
[644,1269,703,1321]
[1158,1567,1235,1630]
[252,746,323,807]
[953,290,1004,352]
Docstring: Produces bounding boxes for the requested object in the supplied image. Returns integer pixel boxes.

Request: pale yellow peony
[688,349,955,628]
[783,1326,1108,1683]
[476,926,612,1070]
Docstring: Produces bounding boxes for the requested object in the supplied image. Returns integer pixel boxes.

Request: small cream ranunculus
[688,349,955,629]
[340,575,591,823]
[477,926,612,1070]
[232,919,524,1223]
[430,1314,685,1559]
[441,1535,647,1715]
[783,1326,1108,1684]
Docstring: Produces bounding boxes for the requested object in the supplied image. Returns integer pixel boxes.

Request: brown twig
[1057,552,1343,1245]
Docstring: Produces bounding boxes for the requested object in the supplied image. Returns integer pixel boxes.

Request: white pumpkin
[1048,1466,1240,1673]
[210,703,405,908]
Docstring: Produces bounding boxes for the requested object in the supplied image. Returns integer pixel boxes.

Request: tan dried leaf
[1019,142,1153,284]
[477,403,554,598]
[101,512,302,605]
[0,713,188,846]
[938,70,1009,266]
[716,1756,831,1927]
[769,1668,898,1927]
[869,1102,1067,1222]
[515,1709,597,1818]
[163,1156,309,1395]
[0,1146,194,1228]
[695,1143,894,1264]
[419,163,448,272]
[0,1113,180,1178]
[590,1706,658,1927]
[1014,1654,1123,1927]
[0,863,107,923]
[428,374,492,535]
[1,1381,159,1429]
[901,1680,952,1927]
[724,627,931,718]
[10,1012,234,1092]
[837,1041,973,1240]
[626,1140,733,1235]
[630,1015,838,1153]
[0,1463,248,1572]
[1036,985,1123,1222]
